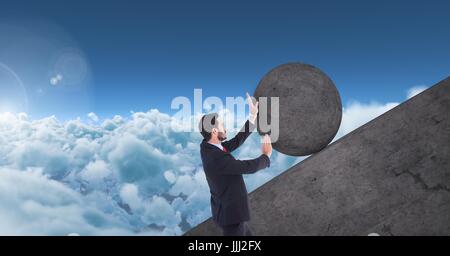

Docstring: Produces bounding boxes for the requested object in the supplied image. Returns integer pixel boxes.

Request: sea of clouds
[0,86,426,235]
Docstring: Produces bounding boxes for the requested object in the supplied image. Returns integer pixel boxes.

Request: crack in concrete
[394,169,450,193]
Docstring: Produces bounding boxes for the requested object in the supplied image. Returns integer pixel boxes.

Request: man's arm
[221,119,256,152]
[215,134,272,175]
[221,92,258,152]
[214,152,270,175]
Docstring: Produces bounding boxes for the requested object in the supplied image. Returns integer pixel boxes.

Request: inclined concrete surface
[185,77,450,236]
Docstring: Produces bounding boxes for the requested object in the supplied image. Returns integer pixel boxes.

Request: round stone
[254,63,342,156]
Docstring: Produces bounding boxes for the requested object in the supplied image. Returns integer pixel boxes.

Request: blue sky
[0,0,449,119]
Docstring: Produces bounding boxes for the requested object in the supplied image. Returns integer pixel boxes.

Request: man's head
[199,113,227,142]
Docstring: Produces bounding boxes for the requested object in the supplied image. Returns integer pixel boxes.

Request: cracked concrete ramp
[185,77,450,236]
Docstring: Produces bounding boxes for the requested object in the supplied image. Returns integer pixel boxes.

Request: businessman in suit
[198,93,272,236]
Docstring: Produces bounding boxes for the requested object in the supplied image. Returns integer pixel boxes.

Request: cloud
[10,140,71,179]
[80,159,111,182]
[0,85,427,235]
[336,101,399,137]
[87,112,99,122]
[120,183,142,211]
[0,109,201,235]
[0,168,133,235]
[407,86,428,99]
[334,85,427,139]
[119,183,182,233]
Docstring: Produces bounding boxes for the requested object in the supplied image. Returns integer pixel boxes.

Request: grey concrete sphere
[254,63,342,156]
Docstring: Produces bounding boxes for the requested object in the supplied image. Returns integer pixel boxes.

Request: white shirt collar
[208,142,224,151]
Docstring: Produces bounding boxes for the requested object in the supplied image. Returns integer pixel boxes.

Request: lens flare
[0,63,28,113]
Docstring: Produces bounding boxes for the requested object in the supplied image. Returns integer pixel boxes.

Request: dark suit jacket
[200,120,270,226]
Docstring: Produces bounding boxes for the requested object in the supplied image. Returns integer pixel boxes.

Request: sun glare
[0,62,28,114]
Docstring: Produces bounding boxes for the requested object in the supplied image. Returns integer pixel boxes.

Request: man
[198,93,272,236]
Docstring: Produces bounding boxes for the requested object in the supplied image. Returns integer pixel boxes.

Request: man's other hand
[261,134,272,158]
